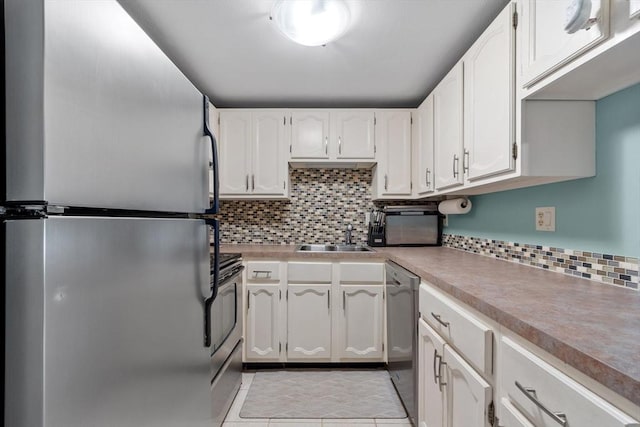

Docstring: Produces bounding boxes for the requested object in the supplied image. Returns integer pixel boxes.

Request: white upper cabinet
[289,109,376,164]
[464,4,516,181]
[332,110,376,159]
[218,110,289,199]
[520,0,610,87]
[413,95,435,197]
[290,110,331,159]
[252,111,289,195]
[373,110,412,199]
[433,62,464,191]
[219,111,252,195]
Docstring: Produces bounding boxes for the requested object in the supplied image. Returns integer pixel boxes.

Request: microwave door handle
[203,218,220,347]
[203,95,219,214]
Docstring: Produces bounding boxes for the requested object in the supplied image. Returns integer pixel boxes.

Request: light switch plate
[536,207,556,231]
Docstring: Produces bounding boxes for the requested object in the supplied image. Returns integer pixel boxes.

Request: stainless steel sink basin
[297,244,337,252]
[296,244,372,252]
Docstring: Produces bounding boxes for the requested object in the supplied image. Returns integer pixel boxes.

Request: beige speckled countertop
[220,244,640,407]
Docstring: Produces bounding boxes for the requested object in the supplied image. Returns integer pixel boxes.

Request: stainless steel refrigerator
[2,1,223,426]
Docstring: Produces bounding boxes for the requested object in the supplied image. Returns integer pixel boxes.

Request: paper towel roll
[438,198,472,215]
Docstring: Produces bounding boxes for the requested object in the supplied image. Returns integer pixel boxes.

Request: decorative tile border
[443,234,639,290]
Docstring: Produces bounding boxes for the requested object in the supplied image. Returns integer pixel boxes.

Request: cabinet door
[443,345,492,427]
[499,398,535,427]
[287,284,331,359]
[290,111,330,159]
[413,95,435,196]
[252,111,288,195]
[339,285,384,360]
[377,110,412,196]
[418,318,446,427]
[520,0,609,87]
[434,62,464,191]
[245,284,281,361]
[464,4,515,181]
[333,110,375,159]
[219,111,251,195]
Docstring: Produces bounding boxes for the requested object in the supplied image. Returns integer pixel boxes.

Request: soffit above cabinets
[118,0,509,108]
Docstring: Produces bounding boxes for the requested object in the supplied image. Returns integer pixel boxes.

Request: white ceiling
[119,0,509,108]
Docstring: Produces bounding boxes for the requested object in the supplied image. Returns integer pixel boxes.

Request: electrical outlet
[535,207,555,232]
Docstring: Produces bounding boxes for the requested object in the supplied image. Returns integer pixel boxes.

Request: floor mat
[239,370,407,419]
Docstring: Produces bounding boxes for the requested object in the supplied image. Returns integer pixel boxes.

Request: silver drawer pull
[515,381,568,426]
[431,312,450,327]
[252,270,272,278]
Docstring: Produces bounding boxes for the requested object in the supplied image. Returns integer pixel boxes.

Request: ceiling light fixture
[271,0,351,47]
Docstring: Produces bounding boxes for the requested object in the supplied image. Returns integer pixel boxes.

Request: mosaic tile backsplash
[443,234,640,290]
[219,169,376,245]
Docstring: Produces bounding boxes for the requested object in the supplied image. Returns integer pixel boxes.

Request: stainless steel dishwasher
[386,261,420,426]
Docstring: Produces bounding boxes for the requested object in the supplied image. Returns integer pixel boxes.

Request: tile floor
[222,373,413,427]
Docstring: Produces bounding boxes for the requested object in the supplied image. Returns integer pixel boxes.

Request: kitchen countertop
[220,244,640,407]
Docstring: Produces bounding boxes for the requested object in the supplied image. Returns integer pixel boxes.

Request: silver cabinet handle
[431,312,450,327]
[343,291,346,311]
[453,154,459,178]
[437,357,447,391]
[325,136,328,155]
[463,149,469,174]
[433,349,439,384]
[384,175,388,190]
[247,290,250,310]
[515,381,568,426]
[338,136,342,154]
[251,174,255,191]
[327,290,331,310]
[245,175,249,191]
[426,168,431,188]
[252,270,272,279]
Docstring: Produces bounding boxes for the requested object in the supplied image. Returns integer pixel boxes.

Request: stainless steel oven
[210,253,244,426]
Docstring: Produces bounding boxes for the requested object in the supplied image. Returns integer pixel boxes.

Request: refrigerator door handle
[203,95,220,214]
[203,218,220,347]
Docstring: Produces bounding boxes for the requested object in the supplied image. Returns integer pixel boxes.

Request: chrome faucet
[345,223,353,245]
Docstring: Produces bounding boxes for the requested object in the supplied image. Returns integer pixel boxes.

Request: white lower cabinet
[418,317,492,427]
[443,345,492,427]
[501,336,639,427]
[339,284,384,360]
[244,260,385,363]
[499,398,534,427]
[287,284,332,360]
[418,318,446,427]
[245,284,281,361]
[418,282,494,427]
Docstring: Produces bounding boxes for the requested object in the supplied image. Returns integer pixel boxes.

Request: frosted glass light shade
[271,0,351,47]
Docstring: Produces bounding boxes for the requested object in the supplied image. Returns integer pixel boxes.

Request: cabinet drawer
[246,262,280,282]
[419,283,493,375]
[501,337,639,427]
[340,262,383,283]
[500,397,534,427]
[288,262,332,283]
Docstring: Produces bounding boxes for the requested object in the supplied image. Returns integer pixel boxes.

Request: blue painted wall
[446,83,640,258]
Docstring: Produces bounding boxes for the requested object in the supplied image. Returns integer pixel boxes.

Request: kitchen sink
[296,244,372,252]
